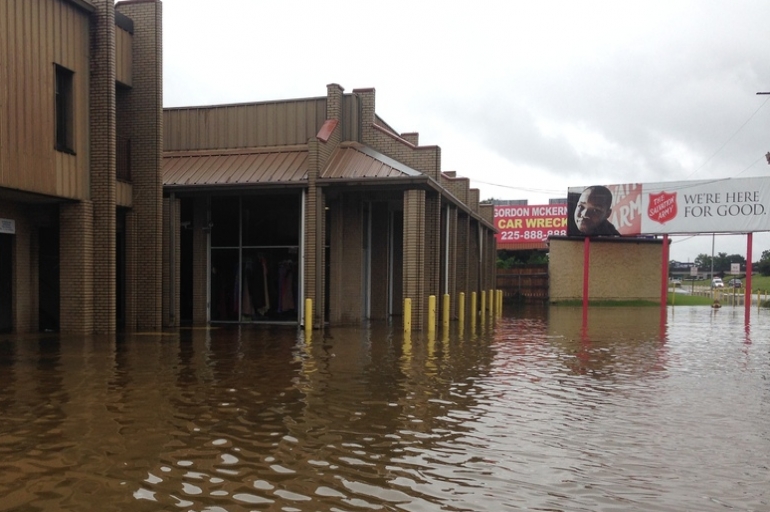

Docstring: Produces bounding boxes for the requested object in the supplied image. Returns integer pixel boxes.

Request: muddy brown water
[0,306,768,511]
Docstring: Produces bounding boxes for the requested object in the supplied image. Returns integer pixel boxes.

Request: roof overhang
[163,145,309,193]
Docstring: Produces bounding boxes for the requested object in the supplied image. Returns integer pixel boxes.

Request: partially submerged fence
[497,264,549,303]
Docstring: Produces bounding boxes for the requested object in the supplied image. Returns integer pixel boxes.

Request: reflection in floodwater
[0,306,768,511]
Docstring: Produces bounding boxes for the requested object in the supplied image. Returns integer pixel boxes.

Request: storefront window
[209,193,301,323]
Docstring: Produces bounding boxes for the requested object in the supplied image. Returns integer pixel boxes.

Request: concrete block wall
[549,238,663,302]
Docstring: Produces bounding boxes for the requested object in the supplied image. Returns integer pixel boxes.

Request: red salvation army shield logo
[647,191,677,224]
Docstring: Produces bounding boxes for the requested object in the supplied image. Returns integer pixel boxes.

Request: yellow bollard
[458,292,465,324]
[480,291,486,322]
[497,289,503,317]
[442,294,450,329]
[428,295,436,335]
[304,298,313,334]
[488,289,495,315]
[404,298,412,334]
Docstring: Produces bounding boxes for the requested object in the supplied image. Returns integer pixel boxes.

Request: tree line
[689,250,770,276]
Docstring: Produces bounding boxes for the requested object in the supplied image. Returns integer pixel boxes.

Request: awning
[163,148,308,188]
[321,144,422,179]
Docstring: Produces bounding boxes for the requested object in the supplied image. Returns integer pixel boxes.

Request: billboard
[495,204,567,244]
[567,177,770,236]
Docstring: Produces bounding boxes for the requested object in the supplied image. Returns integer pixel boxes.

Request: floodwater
[1,306,768,512]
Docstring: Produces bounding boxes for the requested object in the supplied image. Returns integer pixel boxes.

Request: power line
[686,95,770,178]
[471,179,564,196]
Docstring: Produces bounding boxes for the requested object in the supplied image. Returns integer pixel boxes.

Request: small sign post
[690,266,698,293]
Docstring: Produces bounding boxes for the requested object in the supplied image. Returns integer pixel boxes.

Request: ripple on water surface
[0,307,768,510]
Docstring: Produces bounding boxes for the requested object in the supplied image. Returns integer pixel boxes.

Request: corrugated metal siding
[163,149,309,187]
[1,0,91,200]
[341,95,359,142]
[164,98,327,151]
[115,26,132,87]
[321,146,420,179]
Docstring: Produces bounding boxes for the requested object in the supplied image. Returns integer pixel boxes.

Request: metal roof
[163,148,308,188]
[321,144,422,180]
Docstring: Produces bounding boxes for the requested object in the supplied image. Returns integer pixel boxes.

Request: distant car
[669,277,682,286]
[727,278,742,288]
[711,278,724,288]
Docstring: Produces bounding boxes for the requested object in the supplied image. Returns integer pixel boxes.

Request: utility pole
[758,93,769,164]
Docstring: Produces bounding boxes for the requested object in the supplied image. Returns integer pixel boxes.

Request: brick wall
[118,0,163,331]
[455,212,470,321]
[354,88,442,181]
[549,238,662,302]
[305,139,318,325]
[424,192,441,329]
[60,201,95,333]
[403,190,426,329]
[89,0,117,334]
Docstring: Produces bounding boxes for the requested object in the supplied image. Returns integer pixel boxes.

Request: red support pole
[661,235,669,305]
[745,233,753,326]
[582,237,590,329]
[661,234,669,329]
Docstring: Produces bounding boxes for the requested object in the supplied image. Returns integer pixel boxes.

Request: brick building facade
[0,0,163,334]
[163,84,498,330]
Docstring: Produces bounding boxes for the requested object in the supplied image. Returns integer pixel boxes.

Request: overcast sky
[161,0,770,264]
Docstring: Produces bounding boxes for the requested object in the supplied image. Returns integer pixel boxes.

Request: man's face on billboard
[574,187,611,234]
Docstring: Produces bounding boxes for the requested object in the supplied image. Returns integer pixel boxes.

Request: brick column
[403,189,425,330]
[60,202,95,334]
[424,192,441,323]
[117,0,163,331]
[455,212,470,321]
[305,139,319,326]
[447,205,458,318]
[90,0,117,334]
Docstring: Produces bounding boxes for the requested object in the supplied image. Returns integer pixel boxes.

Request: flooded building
[163,85,497,329]
[1,1,495,334]
[0,0,163,334]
